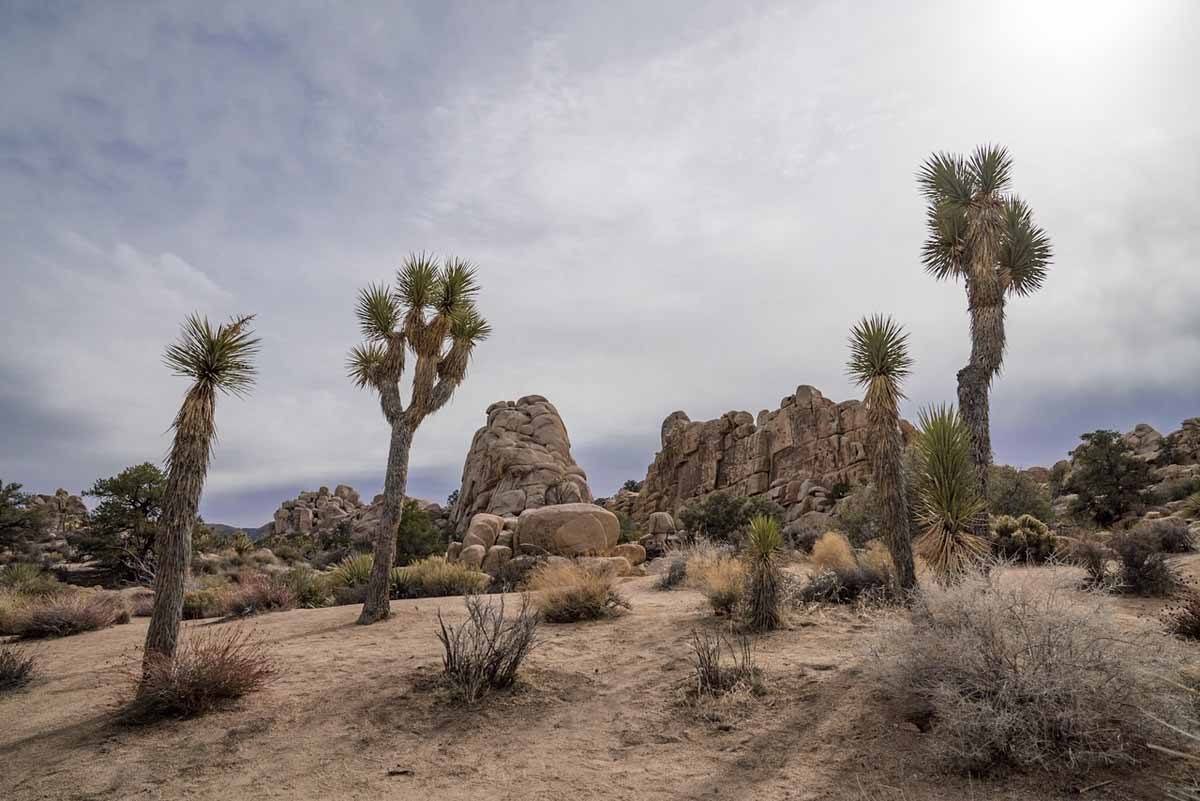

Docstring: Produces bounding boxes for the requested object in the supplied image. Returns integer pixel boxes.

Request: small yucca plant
[330,553,375,588]
[913,404,989,581]
[744,515,782,632]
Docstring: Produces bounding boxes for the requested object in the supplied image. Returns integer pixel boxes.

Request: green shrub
[435,594,539,704]
[990,514,1057,564]
[280,566,332,608]
[330,553,374,589]
[391,557,489,599]
[987,465,1054,522]
[833,484,883,547]
[395,499,446,566]
[1110,528,1181,596]
[0,563,63,597]
[1158,477,1200,504]
[614,510,637,543]
[678,492,782,543]
[122,626,274,722]
[183,587,231,620]
[1183,492,1200,520]
[0,644,37,692]
[1066,430,1155,525]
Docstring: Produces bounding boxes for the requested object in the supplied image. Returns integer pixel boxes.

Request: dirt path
[0,570,1187,800]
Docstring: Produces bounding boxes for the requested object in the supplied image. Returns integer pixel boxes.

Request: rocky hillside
[268,485,451,546]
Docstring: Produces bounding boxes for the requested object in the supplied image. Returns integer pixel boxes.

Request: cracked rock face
[449,395,593,534]
[630,384,914,524]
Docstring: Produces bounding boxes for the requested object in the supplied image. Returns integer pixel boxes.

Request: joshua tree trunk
[958,262,1005,535]
[143,387,212,674]
[357,420,413,624]
[869,409,917,591]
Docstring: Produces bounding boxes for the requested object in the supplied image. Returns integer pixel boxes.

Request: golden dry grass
[684,547,747,616]
[810,532,857,573]
[527,561,629,623]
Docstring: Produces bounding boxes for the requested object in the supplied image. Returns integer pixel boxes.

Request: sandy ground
[2,561,1195,801]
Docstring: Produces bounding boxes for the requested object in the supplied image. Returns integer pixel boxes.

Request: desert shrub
[329,552,374,589]
[391,556,489,599]
[1066,430,1156,525]
[686,547,747,616]
[527,562,630,623]
[1183,492,1200,520]
[122,626,275,722]
[829,481,851,501]
[874,571,1184,775]
[395,499,447,566]
[655,553,688,591]
[678,492,782,543]
[435,594,539,704]
[744,515,782,632]
[0,644,37,692]
[688,629,760,697]
[799,532,894,605]
[1140,518,1196,554]
[990,514,1057,563]
[987,465,1054,522]
[183,586,232,619]
[223,574,296,618]
[614,510,637,544]
[0,563,63,597]
[622,479,643,492]
[1163,592,1200,641]
[9,592,131,639]
[1067,535,1114,588]
[1159,477,1200,504]
[784,518,824,553]
[833,484,884,547]
[1110,528,1181,596]
[0,589,27,635]
[230,532,255,555]
[279,566,332,608]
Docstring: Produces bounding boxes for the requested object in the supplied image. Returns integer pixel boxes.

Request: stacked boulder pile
[446,503,648,580]
[270,484,451,546]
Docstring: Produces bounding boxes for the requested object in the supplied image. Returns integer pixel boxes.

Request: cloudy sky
[2,1,1197,526]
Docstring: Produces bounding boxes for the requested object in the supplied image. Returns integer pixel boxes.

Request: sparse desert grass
[810,531,858,573]
[799,532,895,605]
[7,591,131,639]
[0,588,29,635]
[687,628,761,700]
[1111,527,1182,596]
[222,573,297,618]
[1182,491,1200,520]
[121,626,275,722]
[872,570,1189,776]
[1163,592,1200,641]
[392,556,489,599]
[1067,534,1114,588]
[1142,518,1197,554]
[182,586,233,620]
[527,561,630,623]
[685,543,747,616]
[655,552,688,591]
[0,563,64,597]
[435,594,539,704]
[0,643,38,692]
[278,565,333,608]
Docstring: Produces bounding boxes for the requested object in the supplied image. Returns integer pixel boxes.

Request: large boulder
[449,395,593,534]
[515,503,619,557]
[612,542,646,566]
[463,513,504,549]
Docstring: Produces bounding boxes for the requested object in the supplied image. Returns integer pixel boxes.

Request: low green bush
[990,514,1057,564]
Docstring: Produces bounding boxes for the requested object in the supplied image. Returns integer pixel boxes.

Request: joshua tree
[847,315,917,591]
[912,404,989,581]
[348,254,490,624]
[143,314,259,675]
[745,514,782,632]
[918,145,1051,521]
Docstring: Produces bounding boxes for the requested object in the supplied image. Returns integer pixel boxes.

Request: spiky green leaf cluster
[847,314,912,399]
[355,283,400,341]
[746,515,782,561]
[163,313,260,397]
[918,144,1051,295]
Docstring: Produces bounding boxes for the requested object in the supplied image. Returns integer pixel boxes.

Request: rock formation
[269,484,450,546]
[448,395,593,534]
[630,385,912,526]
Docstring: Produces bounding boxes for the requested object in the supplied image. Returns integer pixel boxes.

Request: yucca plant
[847,315,917,590]
[744,515,782,631]
[143,314,259,678]
[330,553,374,588]
[913,405,989,581]
[348,255,491,623]
[919,145,1051,525]
[1182,491,1200,521]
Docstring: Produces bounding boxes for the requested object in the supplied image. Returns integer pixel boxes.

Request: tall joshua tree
[918,145,1051,521]
[143,314,259,675]
[847,315,917,591]
[348,254,490,624]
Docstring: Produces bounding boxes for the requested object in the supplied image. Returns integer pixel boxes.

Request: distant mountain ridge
[206,522,274,542]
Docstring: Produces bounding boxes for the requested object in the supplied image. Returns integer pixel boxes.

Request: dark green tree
[74,462,166,581]
[1066,430,1155,526]
[0,481,44,553]
[394,499,446,565]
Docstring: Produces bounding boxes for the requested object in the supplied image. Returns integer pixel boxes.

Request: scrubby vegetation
[743,516,782,631]
[685,544,747,615]
[989,514,1056,563]
[688,629,760,698]
[0,644,37,692]
[1066,430,1156,525]
[798,533,894,605]
[6,591,131,639]
[678,492,783,543]
[1068,534,1114,588]
[122,627,275,722]
[987,465,1054,522]
[527,562,630,623]
[435,594,539,704]
[873,571,1186,776]
[1162,592,1200,641]
[1110,527,1182,596]
[391,556,490,599]
[1142,518,1196,554]
[655,553,688,591]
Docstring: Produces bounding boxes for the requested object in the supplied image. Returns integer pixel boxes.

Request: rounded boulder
[515,503,619,557]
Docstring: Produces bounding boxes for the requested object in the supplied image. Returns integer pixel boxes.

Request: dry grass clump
[0,563,64,597]
[685,544,748,616]
[872,570,1188,776]
[655,553,688,591]
[223,573,297,618]
[1163,592,1200,641]
[0,644,38,692]
[7,591,131,639]
[1142,518,1196,554]
[810,531,858,573]
[527,562,630,623]
[688,628,761,698]
[392,556,489,599]
[121,626,275,722]
[435,594,539,704]
[799,532,895,605]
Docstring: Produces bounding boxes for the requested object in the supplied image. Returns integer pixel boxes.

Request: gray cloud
[2,0,1198,525]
